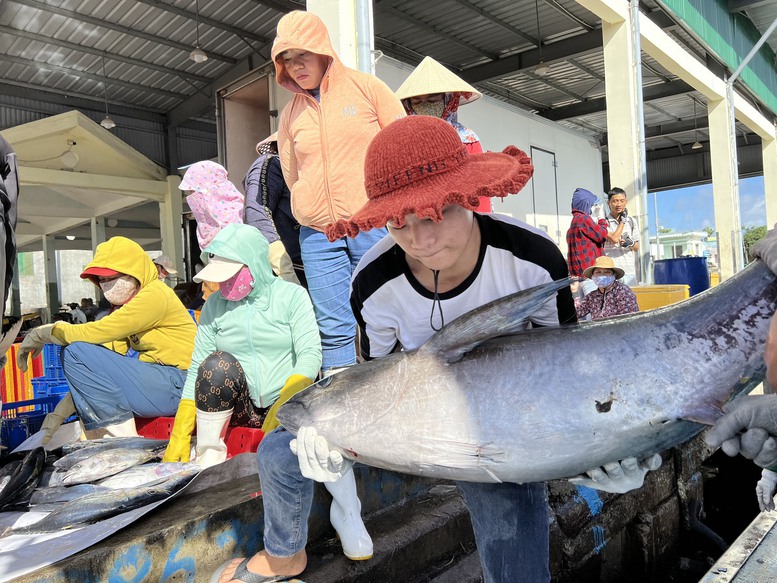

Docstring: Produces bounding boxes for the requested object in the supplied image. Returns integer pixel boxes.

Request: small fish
[0,448,46,510]
[97,462,200,489]
[54,437,168,470]
[62,449,158,485]
[6,470,198,536]
[30,484,111,506]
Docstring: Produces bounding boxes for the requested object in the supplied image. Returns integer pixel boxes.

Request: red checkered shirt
[566,210,608,277]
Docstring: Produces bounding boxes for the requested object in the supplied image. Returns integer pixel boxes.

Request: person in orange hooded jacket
[272,10,405,375]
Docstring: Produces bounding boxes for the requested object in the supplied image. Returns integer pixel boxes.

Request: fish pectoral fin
[417,278,573,363]
[678,402,726,427]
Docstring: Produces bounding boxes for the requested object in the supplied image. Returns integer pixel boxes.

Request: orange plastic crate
[135,416,264,458]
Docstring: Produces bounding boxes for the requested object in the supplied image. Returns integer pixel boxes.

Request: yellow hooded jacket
[271,11,405,233]
[51,237,197,370]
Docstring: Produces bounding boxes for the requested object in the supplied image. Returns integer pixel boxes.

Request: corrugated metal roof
[0,0,773,167]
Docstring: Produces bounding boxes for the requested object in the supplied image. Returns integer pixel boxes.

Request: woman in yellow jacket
[272,10,404,374]
[17,237,196,438]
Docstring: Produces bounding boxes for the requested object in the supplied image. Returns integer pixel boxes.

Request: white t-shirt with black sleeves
[350,212,577,359]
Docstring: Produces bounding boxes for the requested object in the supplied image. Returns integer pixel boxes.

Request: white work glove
[750,223,777,274]
[268,240,301,285]
[705,394,777,468]
[290,426,354,483]
[16,324,66,372]
[756,468,777,512]
[590,203,606,222]
[568,454,662,494]
[39,393,76,445]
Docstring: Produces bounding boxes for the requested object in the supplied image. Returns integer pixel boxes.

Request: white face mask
[592,274,616,289]
[100,275,139,305]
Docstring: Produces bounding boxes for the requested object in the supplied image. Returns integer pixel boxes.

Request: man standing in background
[604,187,640,287]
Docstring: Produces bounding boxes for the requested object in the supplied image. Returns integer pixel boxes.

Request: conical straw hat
[395,56,482,105]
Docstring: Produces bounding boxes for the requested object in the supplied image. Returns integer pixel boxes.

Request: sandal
[209,557,295,583]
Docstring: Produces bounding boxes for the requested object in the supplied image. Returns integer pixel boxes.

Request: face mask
[220,266,254,301]
[592,274,616,288]
[413,101,445,118]
[100,275,139,305]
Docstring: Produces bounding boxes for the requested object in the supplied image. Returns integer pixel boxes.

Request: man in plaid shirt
[566,188,608,281]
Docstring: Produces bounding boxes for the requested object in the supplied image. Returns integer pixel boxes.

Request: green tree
[658,227,673,234]
[703,226,715,237]
[743,225,767,261]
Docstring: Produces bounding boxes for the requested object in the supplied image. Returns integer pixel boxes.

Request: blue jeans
[456,481,551,583]
[62,342,186,430]
[257,427,314,557]
[300,226,387,370]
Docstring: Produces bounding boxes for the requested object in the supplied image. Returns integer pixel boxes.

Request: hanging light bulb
[691,98,702,150]
[100,53,116,130]
[534,0,550,76]
[190,0,208,63]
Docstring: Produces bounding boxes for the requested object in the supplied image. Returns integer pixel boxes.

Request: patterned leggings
[194,351,267,428]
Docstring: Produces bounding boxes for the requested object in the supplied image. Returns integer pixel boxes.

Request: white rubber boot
[325,467,373,560]
[105,418,139,437]
[195,409,232,469]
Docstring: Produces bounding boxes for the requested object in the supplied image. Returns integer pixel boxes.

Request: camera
[620,236,634,248]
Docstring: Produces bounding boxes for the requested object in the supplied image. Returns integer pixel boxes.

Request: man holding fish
[216,116,662,583]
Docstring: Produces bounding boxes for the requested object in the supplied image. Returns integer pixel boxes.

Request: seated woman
[575,256,639,321]
[162,223,321,468]
[18,236,197,439]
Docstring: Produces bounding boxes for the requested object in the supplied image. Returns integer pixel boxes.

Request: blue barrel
[653,257,710,296]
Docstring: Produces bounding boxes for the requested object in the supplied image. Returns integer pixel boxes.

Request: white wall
[376,57,604,255]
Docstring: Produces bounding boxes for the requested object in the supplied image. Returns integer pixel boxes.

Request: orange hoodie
[271,11,405,233]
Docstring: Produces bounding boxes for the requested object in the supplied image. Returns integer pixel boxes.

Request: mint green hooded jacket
[182,224,321,408]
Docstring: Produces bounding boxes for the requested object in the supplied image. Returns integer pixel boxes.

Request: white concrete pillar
[708,97,740,280]
[42,234,59,321]
[159,176,184,284]
[600,3,649,282]
[91,216,106,254]
[307,0,358,69]
[763,135,777,228]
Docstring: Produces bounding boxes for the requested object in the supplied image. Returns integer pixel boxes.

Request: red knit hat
[325,116,533,241]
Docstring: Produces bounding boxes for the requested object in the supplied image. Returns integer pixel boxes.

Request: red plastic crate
[135,416,264,458]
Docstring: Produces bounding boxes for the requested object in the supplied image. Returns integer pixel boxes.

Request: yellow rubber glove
[261,375,314,433]
[40,393,76,445]
[268,240,301,285]
[163,399,197,462]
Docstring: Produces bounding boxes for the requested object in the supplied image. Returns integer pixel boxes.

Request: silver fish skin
[7,470,198,536]
[278,260,777,484]
[30,484,111,506]
[62,449,157,485]
[97,462,201,489]
[54,437,168,470]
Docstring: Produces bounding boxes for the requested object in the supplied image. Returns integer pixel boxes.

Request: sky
[647,175,766,235]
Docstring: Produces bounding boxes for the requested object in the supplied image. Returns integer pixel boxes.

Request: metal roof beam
[541,0,597,31]
[448,0,540,46]
[7,0,237,65]
[378,5,499,61]
[134,0,270,46]
[460,29,602,83]
[0,25,212,85]
[0,54,185,102]
[538,79,693,120]
[249,0,303,13]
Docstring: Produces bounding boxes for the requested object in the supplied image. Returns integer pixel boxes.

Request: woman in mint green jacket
[163,223,321,468]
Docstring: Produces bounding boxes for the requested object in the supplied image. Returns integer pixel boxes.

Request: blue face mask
[593,274,615,288]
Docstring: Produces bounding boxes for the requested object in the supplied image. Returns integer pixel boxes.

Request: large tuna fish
[278,260,777,484]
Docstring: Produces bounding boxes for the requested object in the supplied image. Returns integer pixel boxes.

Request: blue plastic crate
[31,377,70,399]
[41,344,63,370]
[1,397,60,451]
